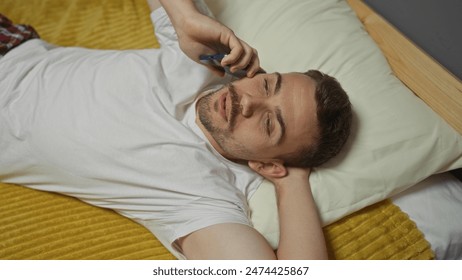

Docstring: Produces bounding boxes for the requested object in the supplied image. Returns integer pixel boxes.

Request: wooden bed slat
[347,0,462,135]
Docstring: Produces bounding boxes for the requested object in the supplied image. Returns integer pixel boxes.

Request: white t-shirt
[0,8,263,258]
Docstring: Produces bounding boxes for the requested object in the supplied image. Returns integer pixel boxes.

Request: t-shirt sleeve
[137,198,253,260]
[150,7,178,48]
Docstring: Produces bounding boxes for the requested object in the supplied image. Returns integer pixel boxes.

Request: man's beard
[197,83,250,158]
[197,83,240,135]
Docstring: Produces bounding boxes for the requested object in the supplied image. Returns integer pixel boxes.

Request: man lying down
[0,0,352,259]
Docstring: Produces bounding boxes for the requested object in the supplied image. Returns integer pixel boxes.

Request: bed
[1,0,461,260]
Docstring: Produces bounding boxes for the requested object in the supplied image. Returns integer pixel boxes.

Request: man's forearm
[275,180,328,259]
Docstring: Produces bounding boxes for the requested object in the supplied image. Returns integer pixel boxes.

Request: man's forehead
[280,73,318,144]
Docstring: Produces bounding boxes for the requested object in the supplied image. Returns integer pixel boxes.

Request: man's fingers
[221,34,243,66]
[212,28,262,78]
[223,40,261,77]
[229,44,254,73]
[245,49,261,77]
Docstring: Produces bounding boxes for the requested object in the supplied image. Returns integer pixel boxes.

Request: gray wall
[363,0,462,80]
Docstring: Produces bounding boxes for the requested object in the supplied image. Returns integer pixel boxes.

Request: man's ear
[248,160,287,179]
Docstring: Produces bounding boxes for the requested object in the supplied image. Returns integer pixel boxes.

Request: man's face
[196,72,319,163]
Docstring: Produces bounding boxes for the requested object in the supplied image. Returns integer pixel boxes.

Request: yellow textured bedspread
[0,0,433,260]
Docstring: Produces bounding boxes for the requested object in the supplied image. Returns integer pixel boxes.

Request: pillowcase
[392,172,462,260]
[205,0,462,245]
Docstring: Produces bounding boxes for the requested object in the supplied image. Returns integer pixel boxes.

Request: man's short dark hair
[281,70,352,168]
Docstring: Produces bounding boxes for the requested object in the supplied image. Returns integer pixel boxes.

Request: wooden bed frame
[348,0,462,136]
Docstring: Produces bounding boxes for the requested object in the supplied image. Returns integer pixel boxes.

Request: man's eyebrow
[275,108,286,145]
[273,72,285,144]
[274,72,282,95]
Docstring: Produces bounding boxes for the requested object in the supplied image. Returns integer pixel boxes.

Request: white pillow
[392,172,462,260]
[206,0,462,246]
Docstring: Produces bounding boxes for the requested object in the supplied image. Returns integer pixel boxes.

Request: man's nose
[240,94,263,118]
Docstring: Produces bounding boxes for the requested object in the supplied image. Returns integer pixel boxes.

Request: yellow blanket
[0,0,433,260]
